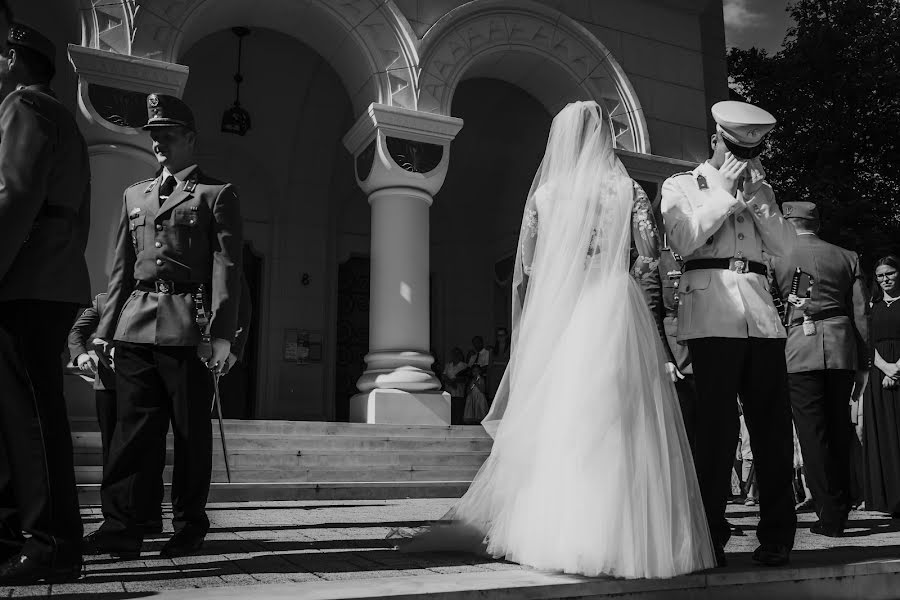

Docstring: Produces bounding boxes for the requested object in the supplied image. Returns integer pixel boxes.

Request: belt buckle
[155,279,175,294]
[729,257,748,274]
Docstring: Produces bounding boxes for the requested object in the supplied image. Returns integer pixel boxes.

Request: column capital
[67,45,190,135]
[343,103,463,196]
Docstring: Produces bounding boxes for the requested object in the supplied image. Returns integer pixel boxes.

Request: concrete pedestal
[349,389,451,425]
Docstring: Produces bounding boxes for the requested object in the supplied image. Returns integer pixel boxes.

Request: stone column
[343,104,463,425]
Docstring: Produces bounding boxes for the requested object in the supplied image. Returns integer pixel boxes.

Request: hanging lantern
[221,26,251,136]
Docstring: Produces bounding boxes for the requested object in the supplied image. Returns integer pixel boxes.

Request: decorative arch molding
[79,0,420,115]
[417,0,650,153]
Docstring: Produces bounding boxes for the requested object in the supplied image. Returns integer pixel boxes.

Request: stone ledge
[146,558,900,599]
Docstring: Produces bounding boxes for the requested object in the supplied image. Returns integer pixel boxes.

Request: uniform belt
[136,280,205,295]
[683,258,767,276]
[789,307,846,327]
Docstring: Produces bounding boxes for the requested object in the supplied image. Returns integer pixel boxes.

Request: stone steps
[71,419,492,500]
[76,480,471,504]
[74,448,490,468]
[74,465,483,484]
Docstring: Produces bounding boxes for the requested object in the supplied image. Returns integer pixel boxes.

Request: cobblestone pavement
[1,499,898,598]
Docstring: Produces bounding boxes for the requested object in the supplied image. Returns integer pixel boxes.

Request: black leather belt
[683,258,767,276]
[136,280,204,295]
[789,307,846,327]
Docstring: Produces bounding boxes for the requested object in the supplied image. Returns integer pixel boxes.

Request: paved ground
[2,499,899,598]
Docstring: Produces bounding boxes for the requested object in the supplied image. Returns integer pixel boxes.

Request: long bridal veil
[482,101,633,436]
[398,101,714,579]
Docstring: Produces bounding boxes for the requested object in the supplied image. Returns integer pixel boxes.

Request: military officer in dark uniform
[0,23,90,584]
[86,94,243,559]
[661,101,797,568]
[67,294,165,534]
[771,202,869,537]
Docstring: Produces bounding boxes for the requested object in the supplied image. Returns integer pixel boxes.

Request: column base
[349,389,451,425]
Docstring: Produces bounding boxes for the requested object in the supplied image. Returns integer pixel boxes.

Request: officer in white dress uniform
[661,101,797,568]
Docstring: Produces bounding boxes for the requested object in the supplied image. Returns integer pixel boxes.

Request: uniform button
[156,258,163,266]
[737,216,744,223]
[156,224,163,231]
[738,233,745,240]
[189,219,196,225]
[155,241,162,248]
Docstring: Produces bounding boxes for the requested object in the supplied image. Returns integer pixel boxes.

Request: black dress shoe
[159,529,205,558]
[83,530,141,559]
[714,545,728,568]
[752,544,790,567]
[810,521,844,537]
[0,554,82,585]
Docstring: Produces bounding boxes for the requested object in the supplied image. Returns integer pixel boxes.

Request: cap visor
[722,137,763,159]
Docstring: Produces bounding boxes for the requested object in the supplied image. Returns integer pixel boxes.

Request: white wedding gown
[398,101,715,579]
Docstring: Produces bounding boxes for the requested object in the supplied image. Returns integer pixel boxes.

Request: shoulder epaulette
[126,177,155,191]
[670,171,693,178]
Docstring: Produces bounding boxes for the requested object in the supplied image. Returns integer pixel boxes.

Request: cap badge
[148,95,159,107]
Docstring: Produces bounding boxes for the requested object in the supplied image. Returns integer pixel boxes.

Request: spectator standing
[463,364,489,425]
[442,347,468,425]
[863,255,900,517]
[487,327,511,400]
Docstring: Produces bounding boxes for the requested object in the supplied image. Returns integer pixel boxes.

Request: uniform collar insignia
[129,207,142,216]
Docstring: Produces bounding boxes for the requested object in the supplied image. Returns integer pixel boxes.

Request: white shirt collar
[796,231,817,236]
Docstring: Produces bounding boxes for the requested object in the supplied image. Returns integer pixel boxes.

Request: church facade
[19,0,727,424]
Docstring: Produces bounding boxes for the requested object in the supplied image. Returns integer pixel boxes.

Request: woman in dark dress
[864,255,900,516]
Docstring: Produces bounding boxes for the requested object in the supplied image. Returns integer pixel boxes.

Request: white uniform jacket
[660,161,796,343]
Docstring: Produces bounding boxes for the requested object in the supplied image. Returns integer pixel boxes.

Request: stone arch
[417,0,650,153]
[76,0,419,116]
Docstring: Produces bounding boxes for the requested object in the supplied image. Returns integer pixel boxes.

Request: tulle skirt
[399,273,715,579]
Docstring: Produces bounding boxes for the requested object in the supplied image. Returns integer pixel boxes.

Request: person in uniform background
[68,281,250,535]
[661,100,797,568]
[653,200,697,450]
[0,20,91,584]
[85,94,243,560]
[770,201,869,537]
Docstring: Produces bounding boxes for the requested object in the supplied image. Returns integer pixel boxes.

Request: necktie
[159,175,177,206]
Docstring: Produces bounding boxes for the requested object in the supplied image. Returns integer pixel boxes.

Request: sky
[723,0,794,52]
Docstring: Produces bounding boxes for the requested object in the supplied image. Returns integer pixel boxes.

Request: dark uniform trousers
[0,83,92,563]
[102,342,213,541]
[674,376,698,454]
[0,300,82,561]
[689,337,797,549]
[788,370,855,526]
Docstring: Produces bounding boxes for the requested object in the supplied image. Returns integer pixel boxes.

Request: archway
[431,78,552,411]
[179,27,364,420]
[418,0,649,153]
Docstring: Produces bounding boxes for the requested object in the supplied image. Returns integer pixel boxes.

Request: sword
[211,373,232,483]
[193,283,232,483]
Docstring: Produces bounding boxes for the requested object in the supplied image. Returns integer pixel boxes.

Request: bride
[399,101,715,578]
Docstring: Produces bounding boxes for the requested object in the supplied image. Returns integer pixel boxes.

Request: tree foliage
[728,0,900,273]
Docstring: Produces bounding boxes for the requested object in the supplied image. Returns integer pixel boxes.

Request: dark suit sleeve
[96,198,136,340]
[68,296,100,364]
[0,93,54,282]
[849,252,870,368]
[208,185,243,342]
[630,182,676,364]
[232,274,252,361]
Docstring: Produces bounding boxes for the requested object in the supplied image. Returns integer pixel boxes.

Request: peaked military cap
[782,201,819,221]
[7,23,55,65]
[711,100,776,159]
[143,93,196,131]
